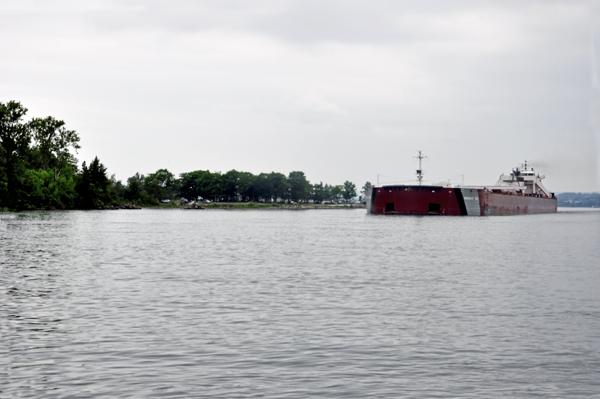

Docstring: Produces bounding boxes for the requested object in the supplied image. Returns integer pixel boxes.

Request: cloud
[0,0,596,191]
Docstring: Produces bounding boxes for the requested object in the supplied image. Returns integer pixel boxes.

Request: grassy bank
[149,202,365,210]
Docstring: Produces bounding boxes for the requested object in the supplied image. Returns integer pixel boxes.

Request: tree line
[121,168,358,205]
[1,101,360,210]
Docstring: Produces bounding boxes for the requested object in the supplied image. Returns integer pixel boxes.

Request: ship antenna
[415,151,427,185]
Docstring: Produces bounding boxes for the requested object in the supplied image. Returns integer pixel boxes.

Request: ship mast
[415,151,427,185]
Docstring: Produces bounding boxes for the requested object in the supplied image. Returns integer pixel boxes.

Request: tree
[288,171,311,202]
[331,185,343,202]
[269,172,289,202]
[360,181,372,202]
[124,173,145,203]
[144,168,177,203]
[237,171,258,201]
[199,171,222,201]
[256,172,274,201]
[323,184,332,201]
[222,169,240,201]
[342,181,357,201]
[0,101,32,208]
[312,182,325,202]
[110,175,125,200]
[29,116,80,180]
[75,157,116,208]
[179,170,222,201]
[24,167,76,209]
[179,171,201,201]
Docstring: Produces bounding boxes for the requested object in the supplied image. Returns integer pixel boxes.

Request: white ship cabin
[495,161,552,197]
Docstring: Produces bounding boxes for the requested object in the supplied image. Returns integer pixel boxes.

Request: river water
[1,208,599,398]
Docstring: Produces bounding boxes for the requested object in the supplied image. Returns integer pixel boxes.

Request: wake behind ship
[366,152,557,216]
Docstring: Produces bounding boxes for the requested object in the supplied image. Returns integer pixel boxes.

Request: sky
[1,0,599,192]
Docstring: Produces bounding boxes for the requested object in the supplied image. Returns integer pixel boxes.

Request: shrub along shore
[1,101,367,211]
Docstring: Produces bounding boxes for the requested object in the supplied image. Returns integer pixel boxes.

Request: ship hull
[479,191,557,215]
[368,185,557,216]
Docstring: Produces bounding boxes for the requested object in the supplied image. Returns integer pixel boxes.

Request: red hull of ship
[371,186,464,215]
[369,185,557,216]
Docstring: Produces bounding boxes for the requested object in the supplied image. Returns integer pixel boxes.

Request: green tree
[342,181,357,201]
[179,171,201,201]
[0,101,32,208]
[24,167,76,209]
[360,181,372,202]
[110,175,125,200]
[124,173,145,203]
[256,172,275,201]
[237,171,258,201]
[29,116,80,180]
[312,182,325,202]
[269,172,289,202]
[144,169,177,203]
[288,171,311,202]
[222,169,241,201]
[199,171,222,201]
[331,185,343,202]
[75,157,116,208]
[361,181,372,194]
[323,184,332,201]
[179,170,222,201]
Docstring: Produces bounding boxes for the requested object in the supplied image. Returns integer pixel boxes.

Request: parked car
[161,199,171,203]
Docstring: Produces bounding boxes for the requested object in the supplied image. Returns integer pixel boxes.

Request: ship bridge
[495,161,551,197]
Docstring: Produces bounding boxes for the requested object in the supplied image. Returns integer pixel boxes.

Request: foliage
[237,171,258,201]
[124,173,146,203]
[110,175,125,199]
[342,181,357,201]
[288,171,311,202]
[361,181,372,196]
[331,185,343,201]
[270,172,289,201]
[75,157,117,209]
[29,116,80,178]
[144,168,178,204]
[23,167,77,209]
[221,169,241,201]
[0,101,32,208]
[253,172,289,202]
[0,101,101,210]
[2,101,360,210]
[179,170,222,201]
[312,182,325,202]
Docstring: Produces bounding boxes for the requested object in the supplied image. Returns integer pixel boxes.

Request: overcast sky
[2,0,599,192]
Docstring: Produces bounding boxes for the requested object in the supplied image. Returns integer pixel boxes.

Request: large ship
[366,152,557,216]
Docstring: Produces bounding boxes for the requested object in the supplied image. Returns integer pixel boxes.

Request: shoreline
[1,203,366,212]
[169,202,365,210]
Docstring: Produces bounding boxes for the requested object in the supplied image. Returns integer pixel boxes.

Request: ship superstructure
[495,161,551,197]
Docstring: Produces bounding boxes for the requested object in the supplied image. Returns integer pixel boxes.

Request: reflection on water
[1,208,600,398]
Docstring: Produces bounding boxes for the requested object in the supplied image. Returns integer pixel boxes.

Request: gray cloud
[0,0,596,191]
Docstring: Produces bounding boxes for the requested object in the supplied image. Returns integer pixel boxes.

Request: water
[1,208,599,398]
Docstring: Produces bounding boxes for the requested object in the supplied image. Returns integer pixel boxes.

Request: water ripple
[1,208,599,398]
